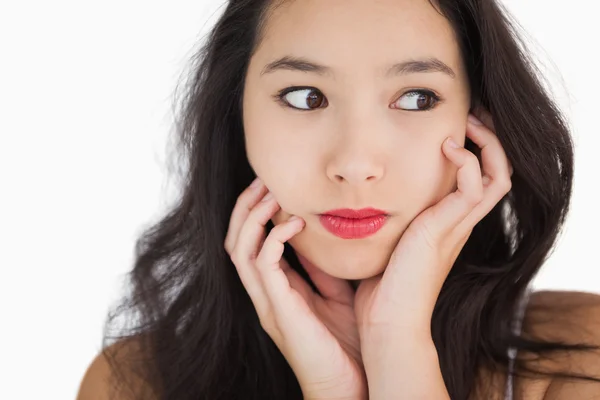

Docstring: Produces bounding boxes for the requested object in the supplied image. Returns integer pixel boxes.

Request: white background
[1,1,598,399]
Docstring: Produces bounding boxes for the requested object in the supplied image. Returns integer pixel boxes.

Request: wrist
[360,327,434,363]
[362,340,446,400]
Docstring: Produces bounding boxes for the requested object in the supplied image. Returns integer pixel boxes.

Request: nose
[325,115,386,186]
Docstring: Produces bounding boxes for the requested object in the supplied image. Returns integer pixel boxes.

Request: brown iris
[306,90,327,109]
[416,93,435,110]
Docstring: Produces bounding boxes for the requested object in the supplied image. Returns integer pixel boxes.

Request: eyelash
[273,86,442,112]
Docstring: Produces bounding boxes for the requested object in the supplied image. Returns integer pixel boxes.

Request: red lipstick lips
[319,208,389,239]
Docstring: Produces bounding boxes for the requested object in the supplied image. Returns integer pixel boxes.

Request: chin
[286,218,396,281]
[323,263,386,280]
[295,248,388,281]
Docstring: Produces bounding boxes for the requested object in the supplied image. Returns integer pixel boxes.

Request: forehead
[255,0,463,79]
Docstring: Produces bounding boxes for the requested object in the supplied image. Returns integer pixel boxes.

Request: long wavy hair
[101,0,599,398]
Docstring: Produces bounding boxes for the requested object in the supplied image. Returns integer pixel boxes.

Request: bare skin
[76,0,600,398]
[242,0,470,280]
[471,290,600,399]
[76,290,600,399]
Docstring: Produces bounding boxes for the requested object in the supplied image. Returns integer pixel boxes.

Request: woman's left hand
[354,111,513,397]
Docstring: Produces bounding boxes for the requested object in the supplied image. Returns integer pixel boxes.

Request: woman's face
[242,0,472,280]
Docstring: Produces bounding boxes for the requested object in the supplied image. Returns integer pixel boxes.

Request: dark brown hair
[101,0,599,398]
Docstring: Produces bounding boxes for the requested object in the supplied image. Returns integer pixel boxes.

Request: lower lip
[319,214,388,239]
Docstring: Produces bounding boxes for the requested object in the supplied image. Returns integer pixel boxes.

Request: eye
[275,86,328,111]
[392,89,441,111]
[274,87,440,112]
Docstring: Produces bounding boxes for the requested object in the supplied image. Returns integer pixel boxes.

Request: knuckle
[258,311,278,334]
[243,209,268,232]
[262,225,286,247]
[475,189,485,205]
[250,200,274,221]
[416,220,439,250]
[233,194,246,208]
[230,250,241,265]
[468,186,484,206]
[268,223,286,236]
[234,191,254,210]
[466,151,480,167]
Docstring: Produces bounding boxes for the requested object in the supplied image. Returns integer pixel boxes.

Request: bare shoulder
[519,290,600,399]
[472,290,600,400]
[524,289,600,353]
[76,336,157,400]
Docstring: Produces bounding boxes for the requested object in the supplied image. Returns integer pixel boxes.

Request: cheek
[245,137,310,223]
[244,108,305,172]
[403,147,457,208]
[244,111,316,211]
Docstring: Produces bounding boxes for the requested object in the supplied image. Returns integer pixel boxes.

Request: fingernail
[250,177,262,189]
[288,216,300,222]
[468,114,483,125]
[260,191,274,202]
[447,137,461,148]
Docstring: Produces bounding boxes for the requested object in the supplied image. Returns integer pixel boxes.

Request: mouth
[318,208,389,239]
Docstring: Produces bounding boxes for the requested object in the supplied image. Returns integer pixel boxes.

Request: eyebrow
[260,55,456,79]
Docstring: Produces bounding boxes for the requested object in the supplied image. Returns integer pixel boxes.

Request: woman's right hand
[224,178,367,400]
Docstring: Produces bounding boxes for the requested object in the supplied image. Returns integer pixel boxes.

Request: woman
[77,0,600,398]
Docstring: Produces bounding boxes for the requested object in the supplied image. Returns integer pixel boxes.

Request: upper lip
[320,208,389,219]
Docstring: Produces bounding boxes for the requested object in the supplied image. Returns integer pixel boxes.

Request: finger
[458,115,513,228]
[249,216,340,357]
[254,215,307,316]
[466,114,512,189]
[413,137,484,245]
[296,253,355,306]
[224,177,267,254]
[472,107,495,131]
[256,217,304,303]
[230,190,282,314]
[469,110,513,177]
[281,257,317,302]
